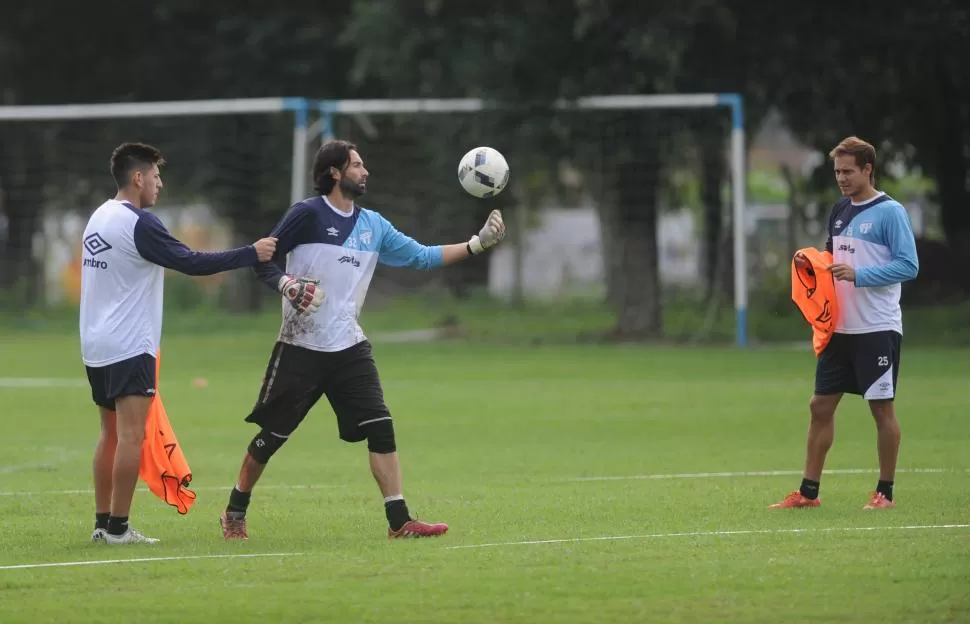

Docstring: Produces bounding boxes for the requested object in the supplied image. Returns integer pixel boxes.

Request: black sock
[799,479,821,500]
[385,498,411,531]
[876,480,894,501]
[227,487,252,515]
[106,516,129,536]
[95,512,110,530]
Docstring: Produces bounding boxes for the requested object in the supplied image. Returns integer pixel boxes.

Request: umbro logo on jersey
[82,258,109,269]
[338,255,360,268]
[327,227,339,237]
[84,233,112,256]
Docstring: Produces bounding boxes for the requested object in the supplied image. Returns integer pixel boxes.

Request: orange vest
[138,353,197,514]
[791,248,840,356]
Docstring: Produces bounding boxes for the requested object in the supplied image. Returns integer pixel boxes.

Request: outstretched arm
[134,212,275,275]
[379,209,507,269]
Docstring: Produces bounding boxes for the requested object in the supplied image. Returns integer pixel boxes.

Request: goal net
[0,98,310,314]
[1,95,759,345]
[308,95,749,345]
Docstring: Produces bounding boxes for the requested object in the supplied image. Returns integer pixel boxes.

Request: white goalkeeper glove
[467,209,506,255]
[278,275,324,315]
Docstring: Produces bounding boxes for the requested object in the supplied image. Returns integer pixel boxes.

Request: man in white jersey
[770,136,919,511]
[81,142,277,544]
[218,139,506,540]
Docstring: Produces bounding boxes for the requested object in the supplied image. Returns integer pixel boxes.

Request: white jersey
[80,199,258,366]
[254,196,443,352]
[825,193,919,335]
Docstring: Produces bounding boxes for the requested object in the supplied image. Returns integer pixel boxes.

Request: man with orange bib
[771,136,919,511]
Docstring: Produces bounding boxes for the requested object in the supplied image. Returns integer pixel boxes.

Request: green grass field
[1,325,968,623]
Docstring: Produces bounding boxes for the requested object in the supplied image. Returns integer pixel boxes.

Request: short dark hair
[110,142,165,188]
[829,136,876,182]
[312,139,358,194]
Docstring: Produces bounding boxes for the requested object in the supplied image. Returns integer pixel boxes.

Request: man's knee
[247,429,289,464]
[114,395,151,444]
[868,399,896,424]
[363,417,396,454]
[809,394,839,422]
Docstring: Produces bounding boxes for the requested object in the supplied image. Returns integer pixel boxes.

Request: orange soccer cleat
[863,492,896,510]
[768,490,821,509]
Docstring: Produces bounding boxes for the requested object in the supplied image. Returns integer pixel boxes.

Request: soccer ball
[457,147,510,198]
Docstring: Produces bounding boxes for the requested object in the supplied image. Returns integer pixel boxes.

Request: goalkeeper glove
[467,209,506,255]
[278,275,324,314]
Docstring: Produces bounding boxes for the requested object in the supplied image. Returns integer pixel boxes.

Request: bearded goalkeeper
[219,139,506,540]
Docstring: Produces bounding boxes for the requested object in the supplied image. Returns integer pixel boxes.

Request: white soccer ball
[457,147,510,198]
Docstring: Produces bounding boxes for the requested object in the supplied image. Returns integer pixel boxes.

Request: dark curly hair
[312,139,358,194]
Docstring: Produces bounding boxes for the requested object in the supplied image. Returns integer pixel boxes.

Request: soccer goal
[304,94,749,346]
[0,94,748,346]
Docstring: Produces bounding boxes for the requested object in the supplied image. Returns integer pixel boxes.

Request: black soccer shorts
[814,330,902,400]
[85,353,157,410]
[244,340,391,442]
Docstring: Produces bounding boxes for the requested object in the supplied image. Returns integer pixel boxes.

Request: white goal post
[0,93,747,346]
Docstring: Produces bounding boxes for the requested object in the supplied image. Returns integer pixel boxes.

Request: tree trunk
[608,158,662,340]
[910,51,970,295]
[596,192,621,309]
[0,123,45,308]
[700,136,726,302]
[780,165,803,260]
[933,66,970,290]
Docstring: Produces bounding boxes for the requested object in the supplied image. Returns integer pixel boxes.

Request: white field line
[447,524,970,550]
[2,467,965,497]
[567,467,969,482]
[0,552,304,571]
[0,483,345,497]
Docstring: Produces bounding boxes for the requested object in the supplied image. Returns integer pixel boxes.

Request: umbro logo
[327,227,339,237]
[83,233,112,256]
[834,220,843,229]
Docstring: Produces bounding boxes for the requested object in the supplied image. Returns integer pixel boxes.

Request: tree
[741,0,970,281]
[344,0,740,339]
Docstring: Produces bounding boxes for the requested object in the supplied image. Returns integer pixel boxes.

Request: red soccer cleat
[768,490,821,509]
[863,492,896,510]
[220,511,249,540]
[388,519,449,539]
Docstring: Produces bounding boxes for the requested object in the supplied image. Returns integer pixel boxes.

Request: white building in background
[488,206,700,300]
[487,202,924,302]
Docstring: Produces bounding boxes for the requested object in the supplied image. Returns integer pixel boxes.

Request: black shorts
[815,331,902,400]
[85,353,157,410]
[245,340,391,443]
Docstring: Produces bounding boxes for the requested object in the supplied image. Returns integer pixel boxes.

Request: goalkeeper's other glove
[278,275,324,314]
[467,209,507,255]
